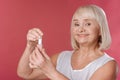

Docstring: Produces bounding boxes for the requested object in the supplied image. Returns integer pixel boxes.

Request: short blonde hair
[71,4,111,50]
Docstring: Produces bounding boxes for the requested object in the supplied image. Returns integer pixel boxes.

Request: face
[71,15,100,46]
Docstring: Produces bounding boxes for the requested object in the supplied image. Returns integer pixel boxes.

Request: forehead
[73,8,96,21]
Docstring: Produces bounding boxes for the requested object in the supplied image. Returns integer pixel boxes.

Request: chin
[78,41,88,44]
[77,38,88,43]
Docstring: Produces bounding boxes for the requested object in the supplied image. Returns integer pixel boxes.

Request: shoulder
[50,50,73,67]
[90,60,118,80]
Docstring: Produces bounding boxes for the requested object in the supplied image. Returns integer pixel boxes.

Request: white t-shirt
[56,51,114,80]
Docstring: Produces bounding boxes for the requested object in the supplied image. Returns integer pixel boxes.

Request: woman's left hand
[29,45,56,76]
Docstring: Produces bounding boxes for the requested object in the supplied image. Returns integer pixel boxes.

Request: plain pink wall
[0,0,119,80]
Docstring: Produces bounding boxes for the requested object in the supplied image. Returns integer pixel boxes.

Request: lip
[77,34,89,37]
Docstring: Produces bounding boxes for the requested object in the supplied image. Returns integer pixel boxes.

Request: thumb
[37,45,50,60]
[41,48,50,60]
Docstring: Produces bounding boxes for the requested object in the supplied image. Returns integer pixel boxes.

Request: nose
[78,26,85,33]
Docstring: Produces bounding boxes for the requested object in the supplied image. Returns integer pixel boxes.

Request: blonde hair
[71,4,111,50]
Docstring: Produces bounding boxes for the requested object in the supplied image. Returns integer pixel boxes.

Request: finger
[34,47,44,61]
[42,48,50,60]
[29,50,39,64]
[27,30,38,41]
[27,34,37,41]
[36,45,49,60]
[29,53,36,65]
[33,28,44,36]
[32,28,43,39]
[37,44,42,50]
[29,54,40,68]
[37,46,50,60]
[29,29,41,40]
[30,47,45,68]
[27,28,43,40]
[29,62,38,69]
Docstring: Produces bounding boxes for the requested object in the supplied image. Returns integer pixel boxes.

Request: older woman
[17,5,117,80]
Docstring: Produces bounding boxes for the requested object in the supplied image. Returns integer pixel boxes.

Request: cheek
[91,29,100,40]
[86,27,100,40]
[89,26,100,34]
[71,28,76,35]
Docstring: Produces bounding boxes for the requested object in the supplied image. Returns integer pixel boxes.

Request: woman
[17,5,118,80]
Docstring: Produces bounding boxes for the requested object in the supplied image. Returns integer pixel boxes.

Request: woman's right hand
[26,28,43,47]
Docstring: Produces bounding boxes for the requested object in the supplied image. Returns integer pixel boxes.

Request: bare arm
[17,28,47,79]
[17,45,47,79]
[90,60,118,80]
[17,28,69,80]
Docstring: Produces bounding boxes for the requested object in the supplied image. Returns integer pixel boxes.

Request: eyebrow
[73,19,78,21]
[73,18,92,21]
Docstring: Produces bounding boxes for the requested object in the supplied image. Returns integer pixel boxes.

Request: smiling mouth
[77,34,89,37]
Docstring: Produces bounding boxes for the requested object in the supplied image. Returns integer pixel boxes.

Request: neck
[76,42,101,56]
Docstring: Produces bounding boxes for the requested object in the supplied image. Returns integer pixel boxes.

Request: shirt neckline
[69,51,106,72]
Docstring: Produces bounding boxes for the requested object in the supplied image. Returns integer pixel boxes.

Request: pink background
[0,0,119,80]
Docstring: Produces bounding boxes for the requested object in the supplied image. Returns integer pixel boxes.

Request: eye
[74,23,80,26]
[85,23,91,26]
